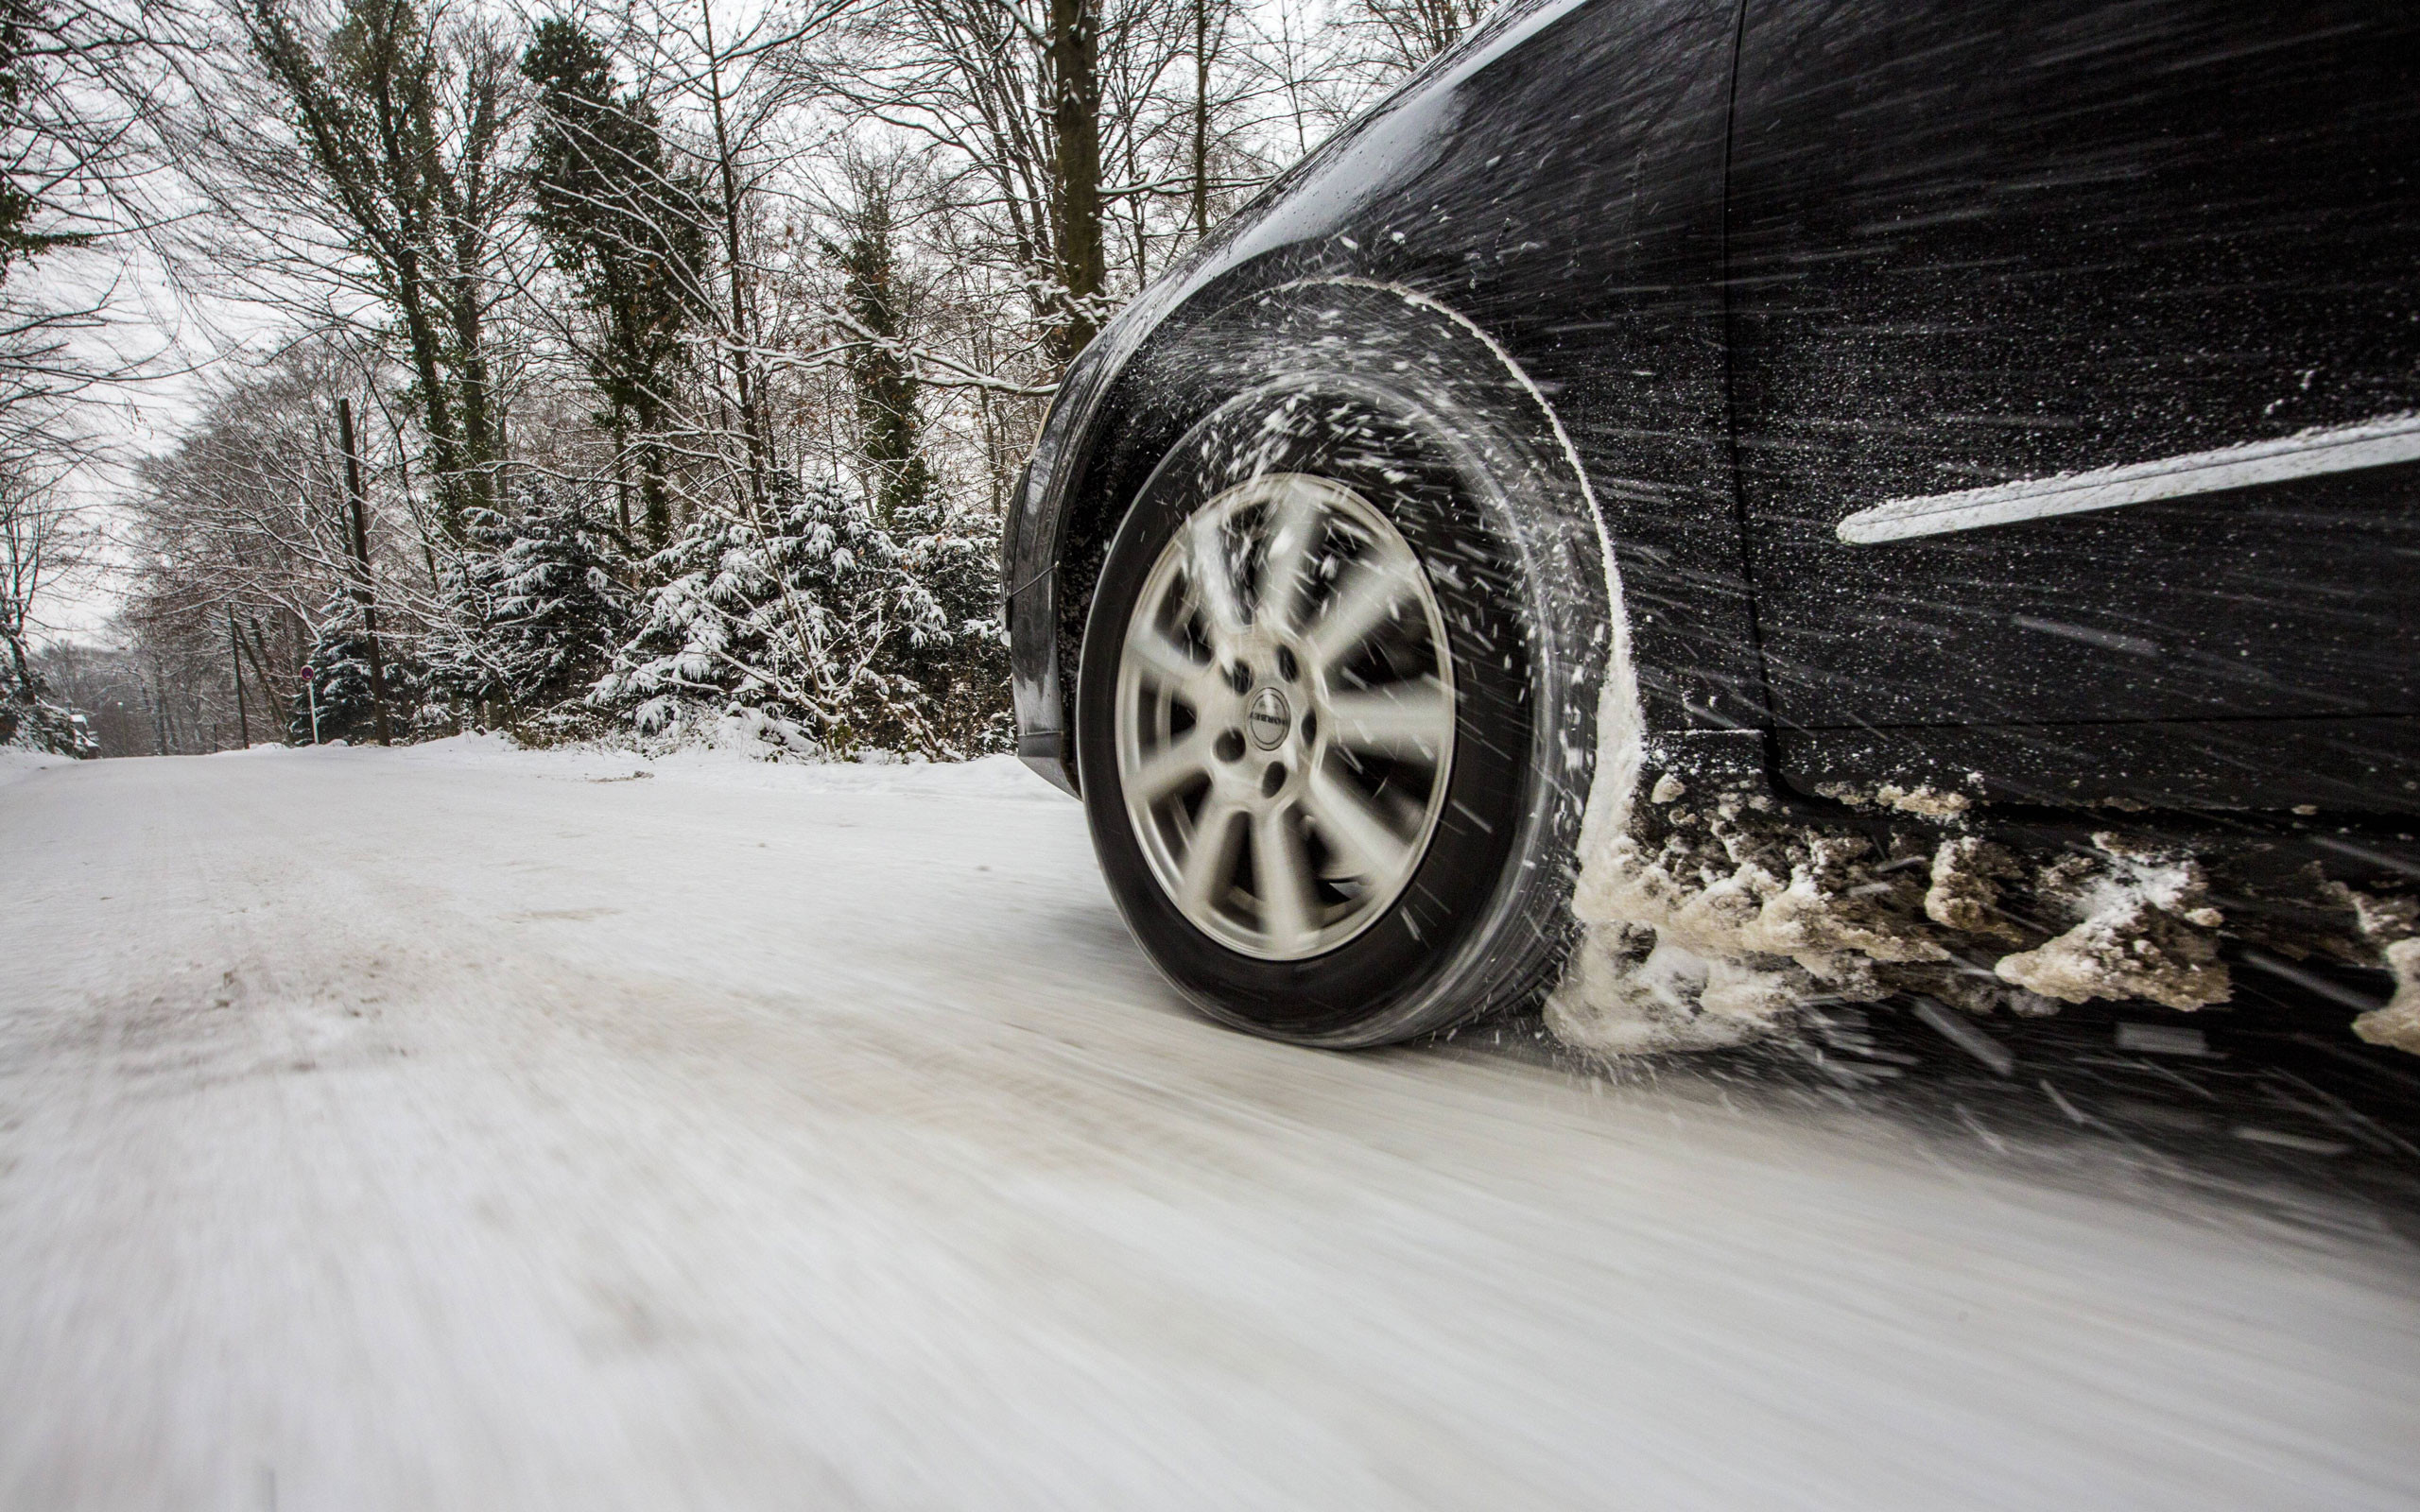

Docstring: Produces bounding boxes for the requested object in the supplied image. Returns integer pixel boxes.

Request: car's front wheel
[1077,379,1599,1046]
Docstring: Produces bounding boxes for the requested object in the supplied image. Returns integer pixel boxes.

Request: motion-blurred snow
[2,742,2415,1510]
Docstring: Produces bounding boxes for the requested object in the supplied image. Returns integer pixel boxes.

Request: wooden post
[338,398,393,745]
[229,609,251,748]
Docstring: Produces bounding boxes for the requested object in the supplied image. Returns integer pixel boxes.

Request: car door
[1725,1,2420,813]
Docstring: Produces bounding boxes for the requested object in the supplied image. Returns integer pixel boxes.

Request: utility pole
[229,609,251,748]
[338,398,392,745]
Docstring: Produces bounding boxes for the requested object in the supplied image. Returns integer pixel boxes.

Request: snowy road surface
[4,741,2417,1511]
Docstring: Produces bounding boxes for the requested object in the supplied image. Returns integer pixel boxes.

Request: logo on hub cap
[1246,687,1291,749]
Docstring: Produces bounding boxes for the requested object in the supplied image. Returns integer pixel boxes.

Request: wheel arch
[1046,279,1642,850]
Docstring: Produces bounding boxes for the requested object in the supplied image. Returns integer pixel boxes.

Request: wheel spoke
[1305,551,1418,675]
[1128,623,1212,699]
[1303,765,1412,882]
[1185,511,1249,644]
[1325,679,1456,763]
[1177,796,1249,913]
[1253,805,1320,954]
[1255,481,1323,635]
[1130,728,1215,802]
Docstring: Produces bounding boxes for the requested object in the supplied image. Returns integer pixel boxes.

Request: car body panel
[1012,0,2420,819]
[1728,0,2420,811]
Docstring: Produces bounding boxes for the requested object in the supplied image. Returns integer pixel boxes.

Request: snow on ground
[378,730,1062,799]
[0,745,70,790]
[2,743,2417,1510]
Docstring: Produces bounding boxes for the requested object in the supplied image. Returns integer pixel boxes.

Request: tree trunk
[1048,0,1104,364]
[610,402,632,539]
[448,269,500,518]
[358,35,475,540]
[389,245,471,539]
[243,616,280,715]
[700,0,773,511]
[1192,0,1211,239]
[632,387,672,545]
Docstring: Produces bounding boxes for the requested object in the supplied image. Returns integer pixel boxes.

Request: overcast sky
[29,203,281,644]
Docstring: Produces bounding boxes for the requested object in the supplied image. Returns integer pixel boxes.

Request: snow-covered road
[3,742,2416,1510]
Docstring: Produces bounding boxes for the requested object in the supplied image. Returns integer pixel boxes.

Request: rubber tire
[1077,379,1581,1046]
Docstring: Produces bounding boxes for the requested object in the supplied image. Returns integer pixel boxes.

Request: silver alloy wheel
[1114,472,1459,960]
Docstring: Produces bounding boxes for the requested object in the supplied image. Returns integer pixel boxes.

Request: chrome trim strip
[1837,411,2420,544]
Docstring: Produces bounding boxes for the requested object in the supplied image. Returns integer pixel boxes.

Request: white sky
[26,215,279,645]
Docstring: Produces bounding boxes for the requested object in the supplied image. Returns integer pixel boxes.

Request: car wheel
[1076,379,1594,1046]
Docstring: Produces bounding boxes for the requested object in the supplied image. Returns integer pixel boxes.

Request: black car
[1004,0,2420,1056]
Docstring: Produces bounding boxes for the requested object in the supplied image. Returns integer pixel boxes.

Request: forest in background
[0,0,1488,758]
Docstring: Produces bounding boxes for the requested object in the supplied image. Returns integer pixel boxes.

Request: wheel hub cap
[1246,687,1291,749]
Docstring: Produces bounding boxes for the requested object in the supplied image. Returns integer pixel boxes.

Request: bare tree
[0,1,206,478]
[827,0,1142,369]
[174,0,519,539]
[1338,0,1490,80]
[117,337,415,722]
[0,457,93,747]
[604,0,849,517]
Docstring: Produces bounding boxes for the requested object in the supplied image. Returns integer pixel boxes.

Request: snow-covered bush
[0,652,86,755]
[594,471,985,756]
[888,492,1011,756]
[425,483,634,733]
